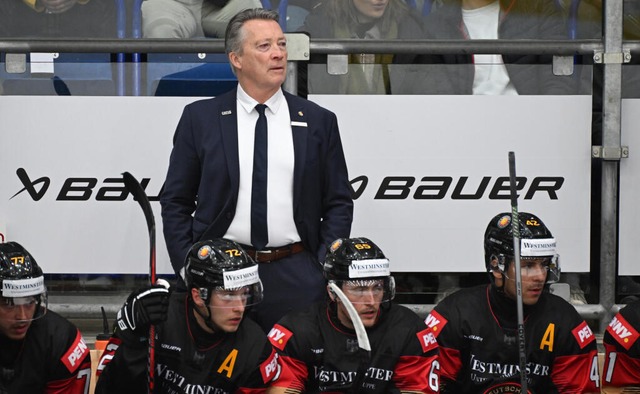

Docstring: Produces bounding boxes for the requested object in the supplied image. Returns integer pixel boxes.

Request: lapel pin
[222,110,232,115]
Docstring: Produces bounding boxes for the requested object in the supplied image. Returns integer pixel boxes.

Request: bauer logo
[350,175,564,201]
[10,168,161,202]
[11,169,564,202]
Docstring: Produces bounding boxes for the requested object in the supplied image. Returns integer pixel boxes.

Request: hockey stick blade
[329,282,371,393]
[508,152,528,393]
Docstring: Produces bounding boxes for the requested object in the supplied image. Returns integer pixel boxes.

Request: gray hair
[225,8,280,56]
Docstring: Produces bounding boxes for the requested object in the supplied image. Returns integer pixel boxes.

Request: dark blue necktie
[251,104,269,250]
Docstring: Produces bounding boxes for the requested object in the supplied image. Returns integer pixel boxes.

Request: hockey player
[96,238,281,393]
[602,297,640,389]
[425,212,600,393]
[0,241,91,393]
[267,237,440,393]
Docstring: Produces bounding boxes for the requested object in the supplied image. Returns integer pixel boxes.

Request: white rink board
[0,95,592,274]
[619,99,640,275]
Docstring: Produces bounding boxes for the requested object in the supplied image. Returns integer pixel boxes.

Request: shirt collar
[237,85,285,115]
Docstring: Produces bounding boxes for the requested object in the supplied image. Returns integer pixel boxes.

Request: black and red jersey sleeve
[391,325,440,393]
[550,320,600,393]
[46,328,92,394]
[267,323,308,391]
[425,306,460,386]
[603,300,640,387]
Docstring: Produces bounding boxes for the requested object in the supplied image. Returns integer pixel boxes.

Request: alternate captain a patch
[268,324,293,351]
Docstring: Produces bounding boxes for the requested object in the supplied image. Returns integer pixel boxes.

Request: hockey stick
[508,152,528,393]
[122,171,157,394]
[328,282,371,393]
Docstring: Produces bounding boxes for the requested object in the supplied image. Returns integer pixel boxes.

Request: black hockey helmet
[484,212,560,284]
[324,237,395,302]
[184,239,263,306]
[0,242,48,319]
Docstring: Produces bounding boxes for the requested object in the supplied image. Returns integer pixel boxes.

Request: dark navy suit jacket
[160,88,353,274]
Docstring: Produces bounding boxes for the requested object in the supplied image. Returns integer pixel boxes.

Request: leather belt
[242,242,305,263]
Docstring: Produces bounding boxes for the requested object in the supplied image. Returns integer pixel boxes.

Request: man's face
[230,19,287,97]
[199,288,249,333]
[353,0,389,22]
[501,258,549,305]
[0,296,37,340]
[334,280,385,328]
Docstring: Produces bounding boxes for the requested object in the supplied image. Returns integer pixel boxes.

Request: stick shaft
[122,172,156,394]
[508,152,528,392]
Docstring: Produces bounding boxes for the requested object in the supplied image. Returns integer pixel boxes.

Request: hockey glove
[114,283,169,345]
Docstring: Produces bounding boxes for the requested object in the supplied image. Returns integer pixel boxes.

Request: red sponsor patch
[61,330,89,373]
[417,328,438,353]
[268,324,293,351]
[606,312,640,351]
[260,348,281,383]
[424,309,448,338]
[572,321,595,349]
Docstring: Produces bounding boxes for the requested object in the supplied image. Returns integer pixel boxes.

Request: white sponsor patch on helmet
[521,238,556,257]
[348,259,390,278]
[2,276,45,297]
[223,265,259,289]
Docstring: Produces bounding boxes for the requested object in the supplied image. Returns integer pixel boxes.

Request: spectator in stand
[395,0,574,95]
[0,242,92,392]
[299,0,424,94]
[141,0,263,38]
[0,0,117,37]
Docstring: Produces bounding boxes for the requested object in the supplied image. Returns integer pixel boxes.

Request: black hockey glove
[114,283,169,345]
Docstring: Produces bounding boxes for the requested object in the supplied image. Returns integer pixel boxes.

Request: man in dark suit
[160,8,353,332]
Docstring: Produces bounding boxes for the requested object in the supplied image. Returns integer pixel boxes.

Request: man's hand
[38,0,79,14]
[115,281,170,344]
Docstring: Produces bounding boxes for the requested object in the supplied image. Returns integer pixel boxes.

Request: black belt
[241,242,305,263]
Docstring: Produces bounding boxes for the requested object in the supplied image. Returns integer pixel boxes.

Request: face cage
[329,277,396,304]
[0,291,48,322]
[198,281,264,309]
[492,254,561,284]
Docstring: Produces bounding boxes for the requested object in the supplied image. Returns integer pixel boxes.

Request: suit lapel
[286,93,308,210]
[219,89,240,195]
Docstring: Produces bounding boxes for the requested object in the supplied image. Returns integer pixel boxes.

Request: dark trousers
[250,249,327,333]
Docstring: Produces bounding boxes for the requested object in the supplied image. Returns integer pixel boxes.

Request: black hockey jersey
[603,297,640,387]
[96,292,280,393]
[0,310,91,393]
[426,284,600,393]
[268,301,439,393]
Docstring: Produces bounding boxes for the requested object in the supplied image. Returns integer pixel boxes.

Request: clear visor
[502,255,561,284]
[0,293,48,322]
[204,281,263,309]
[331,277,395,304]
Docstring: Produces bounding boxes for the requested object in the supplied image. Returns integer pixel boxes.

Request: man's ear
[191,288,206,307]
[229,52,241,72]
[490,256,502,280]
